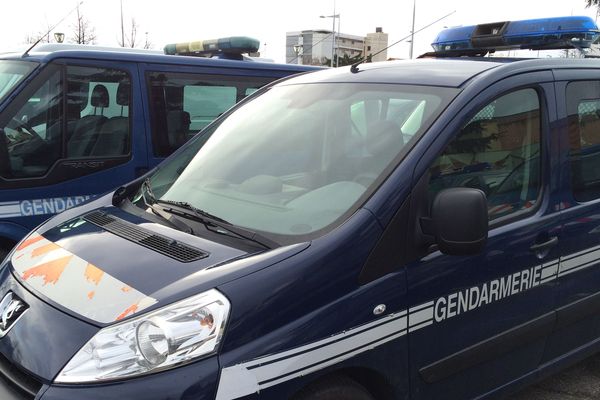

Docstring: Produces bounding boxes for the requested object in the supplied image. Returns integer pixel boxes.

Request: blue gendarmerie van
[0,38,318,258]
[2,16,600,400]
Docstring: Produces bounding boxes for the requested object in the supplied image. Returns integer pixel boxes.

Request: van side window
[428,88,541,221]
[65,66,131,159]
[146,72,271,157]
[0,65,130,179]
[566,81,600,202]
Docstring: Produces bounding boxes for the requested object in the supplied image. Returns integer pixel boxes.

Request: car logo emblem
[0,292,27,337]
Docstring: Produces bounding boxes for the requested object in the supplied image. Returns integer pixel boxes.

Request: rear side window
[566,81,600,202]
[146,72,271,157]
[0,64,130,179]
[428,88,542,222]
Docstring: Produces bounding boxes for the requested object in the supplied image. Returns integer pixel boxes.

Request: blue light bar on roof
[164,37,260,56]
[432,16,600,52]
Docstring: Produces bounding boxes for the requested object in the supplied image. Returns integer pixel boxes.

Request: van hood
[9,205,305,326]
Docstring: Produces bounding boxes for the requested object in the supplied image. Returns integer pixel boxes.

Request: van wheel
[293,375,375,400]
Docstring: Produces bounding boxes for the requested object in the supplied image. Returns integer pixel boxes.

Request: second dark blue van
[0,39,318,258]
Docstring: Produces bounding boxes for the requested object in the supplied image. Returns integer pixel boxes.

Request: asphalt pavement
[510,353,600,400]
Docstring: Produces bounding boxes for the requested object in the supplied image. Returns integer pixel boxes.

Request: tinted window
[147,72,271,157]
[0,64,131,179]
[567,81,600,202]
[183,86,236,131]
[429,88,541,222]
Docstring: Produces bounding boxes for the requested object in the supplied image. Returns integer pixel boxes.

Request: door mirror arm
[419,216,435,237]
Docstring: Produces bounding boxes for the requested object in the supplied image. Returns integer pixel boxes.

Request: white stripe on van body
[216,313,408,400]
[216,244,600,399]
[0,202,21,218]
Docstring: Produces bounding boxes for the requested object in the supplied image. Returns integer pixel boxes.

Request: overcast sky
[2,0,599,62]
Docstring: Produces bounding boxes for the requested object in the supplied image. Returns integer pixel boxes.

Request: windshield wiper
[141,179,194,234]
[156,199,277,249]
[157,199,229,224]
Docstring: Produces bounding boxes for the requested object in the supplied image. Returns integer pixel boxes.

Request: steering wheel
[10,117,41,140]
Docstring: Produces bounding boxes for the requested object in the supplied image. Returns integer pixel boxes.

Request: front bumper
[39,356,220,400]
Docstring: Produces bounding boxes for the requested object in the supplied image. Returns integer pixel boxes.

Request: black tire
[293,375,375,400]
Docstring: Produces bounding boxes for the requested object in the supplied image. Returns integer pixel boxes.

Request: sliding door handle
[530,236,558,253]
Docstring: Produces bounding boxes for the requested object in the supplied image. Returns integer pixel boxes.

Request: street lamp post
[409,0,416,59]
[120,0,125,47]
[320,13,340,67]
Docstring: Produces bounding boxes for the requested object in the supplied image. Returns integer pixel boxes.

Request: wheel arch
[343,367,396,400]
[291,367,396,400]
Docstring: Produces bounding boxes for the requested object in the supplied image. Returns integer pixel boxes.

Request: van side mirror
[430,187,488,255]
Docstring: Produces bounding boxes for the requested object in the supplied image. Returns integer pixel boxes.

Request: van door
[405,77,561,399]
[542,73,600,361]
[0,59,146,237]
[138,63,276,168]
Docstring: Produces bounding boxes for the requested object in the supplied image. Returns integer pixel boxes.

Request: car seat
[67,84,109,157]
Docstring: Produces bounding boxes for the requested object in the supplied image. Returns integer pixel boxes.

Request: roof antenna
[22,1,84,58]
[350,10,455,73]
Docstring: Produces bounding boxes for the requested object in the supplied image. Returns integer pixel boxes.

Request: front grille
[0,352,42,400]
[84,210,208,262]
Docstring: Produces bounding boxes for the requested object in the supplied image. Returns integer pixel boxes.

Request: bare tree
[24,21,54,45]
[125,18,138,48]
[24,34,37,45]
[23,32,51,45]
[38,33,51,44]
[121,19,153,49]
[585,0,600,19]
[70,5,97,45]
[143,32,153,49]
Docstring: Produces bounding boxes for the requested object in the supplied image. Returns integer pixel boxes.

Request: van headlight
[55,289,230,383]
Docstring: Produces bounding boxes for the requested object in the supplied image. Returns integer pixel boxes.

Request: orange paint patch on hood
[16,235,44,251]
[115,303,139,321]
[22,256,72,285]
[31,242,60,258]
[84,263,104,286]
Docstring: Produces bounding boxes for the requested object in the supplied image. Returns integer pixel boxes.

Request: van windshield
[140,82,458,240]
[0,60,37,103]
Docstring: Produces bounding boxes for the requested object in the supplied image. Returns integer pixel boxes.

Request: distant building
[286,30,334,65]
[286,28,387,66]
[364,27,388,62]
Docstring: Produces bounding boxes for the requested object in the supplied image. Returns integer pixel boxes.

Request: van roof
[0,43,320,73]
[279,57,600,88]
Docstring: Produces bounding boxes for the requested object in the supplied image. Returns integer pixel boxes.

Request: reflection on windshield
[141,83,458,240]
[0,60,37,104]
